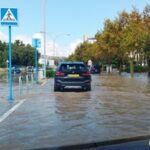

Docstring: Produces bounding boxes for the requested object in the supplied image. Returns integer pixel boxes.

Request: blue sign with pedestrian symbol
[1,8,18,26]
[32,38,41,48]
[0,8,19,101]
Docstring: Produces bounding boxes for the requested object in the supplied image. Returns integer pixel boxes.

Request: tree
[68,41,99,64]
[115,11,130,73]
[96,18,126,73]
[143,4,150,77]
[12,40,40,66]
[0,40,40,67]
[0,41,8,67]
[68,4,150,78]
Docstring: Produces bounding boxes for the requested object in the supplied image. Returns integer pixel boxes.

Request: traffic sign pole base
[7,96,14,102]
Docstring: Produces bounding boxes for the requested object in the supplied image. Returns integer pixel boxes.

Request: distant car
[54,61,91,91]
[27,66,34,73]
[11,66,21,74]
[91,64,101,74]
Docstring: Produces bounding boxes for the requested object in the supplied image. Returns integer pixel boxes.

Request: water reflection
[54,91,91,122]
[52,73,150,142]
[89,74,150,138]
[1,73,150,149]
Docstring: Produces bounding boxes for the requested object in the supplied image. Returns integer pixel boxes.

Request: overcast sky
[0,0,149,56]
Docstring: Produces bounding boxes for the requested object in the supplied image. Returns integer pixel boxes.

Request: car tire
[60,86,64,91]
[54,85,59,92]
[82,85,91,91]
[87,85,91,91]
[84,85,91,91]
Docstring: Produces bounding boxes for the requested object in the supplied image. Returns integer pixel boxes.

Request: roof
[59,61,84,64]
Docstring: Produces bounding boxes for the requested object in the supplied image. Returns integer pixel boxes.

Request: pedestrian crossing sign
[1,8,18,26]
[32,38,41,48]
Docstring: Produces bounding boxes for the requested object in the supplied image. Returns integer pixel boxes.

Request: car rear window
[59,64,87,72]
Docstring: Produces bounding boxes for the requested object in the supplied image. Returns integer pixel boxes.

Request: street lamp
[42,0,47,79]
[40,31,47,79]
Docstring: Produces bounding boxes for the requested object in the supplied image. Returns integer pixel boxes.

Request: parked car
[54,61,91,91]
[90,64,101,74]
[11,66,21,74]
[27,66,34,73]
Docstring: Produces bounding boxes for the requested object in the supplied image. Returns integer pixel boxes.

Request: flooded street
[0,73,150,149]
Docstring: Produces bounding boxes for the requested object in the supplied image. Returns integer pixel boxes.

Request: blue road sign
[32,38,41,83]
[1,8,18,26]
[0,8,18,101]
[32,38,41,48]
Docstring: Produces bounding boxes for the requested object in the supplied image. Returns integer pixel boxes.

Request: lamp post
[40,31,47,79]
[42,0,47,79]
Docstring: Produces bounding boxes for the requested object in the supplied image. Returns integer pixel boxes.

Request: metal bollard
[31,74,34,85]
[26,75,29,92]
[19,76,23,96]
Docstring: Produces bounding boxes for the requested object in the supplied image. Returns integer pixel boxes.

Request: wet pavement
[0,73,150,149]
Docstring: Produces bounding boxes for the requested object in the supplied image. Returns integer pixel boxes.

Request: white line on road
[41,79,49,86]
[41,81,47,86]
[0,99,26,123]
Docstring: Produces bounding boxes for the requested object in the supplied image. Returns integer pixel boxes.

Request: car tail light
[56,71,65,76]
[82,71,91,77]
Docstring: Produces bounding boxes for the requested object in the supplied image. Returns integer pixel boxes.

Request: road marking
[41,79,49,86]
[41,81,46,86]
[0,99,26,123]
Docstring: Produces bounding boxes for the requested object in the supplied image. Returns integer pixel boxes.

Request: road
[0,73,150,149]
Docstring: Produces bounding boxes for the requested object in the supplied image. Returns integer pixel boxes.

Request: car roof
[60,61,85,65]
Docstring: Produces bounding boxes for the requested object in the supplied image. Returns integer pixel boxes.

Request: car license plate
[68,74,79,77]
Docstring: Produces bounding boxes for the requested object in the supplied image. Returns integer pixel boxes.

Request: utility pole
[43,0,47,79]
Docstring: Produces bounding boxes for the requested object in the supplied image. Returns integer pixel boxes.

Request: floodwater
[0,73,150,149]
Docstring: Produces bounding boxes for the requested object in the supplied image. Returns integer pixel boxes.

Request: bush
[134,65,148,72]
[46,68,55,78]
[124,65,148,73]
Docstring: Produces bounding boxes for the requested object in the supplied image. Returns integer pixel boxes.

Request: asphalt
[0,73,150,150]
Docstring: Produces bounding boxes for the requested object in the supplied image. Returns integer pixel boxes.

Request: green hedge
[124,65,148,73]
[46,68,55,78]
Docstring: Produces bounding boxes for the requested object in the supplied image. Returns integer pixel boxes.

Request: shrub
[124,65,148,73]
[134,65,148,72]
[46,68,55,78]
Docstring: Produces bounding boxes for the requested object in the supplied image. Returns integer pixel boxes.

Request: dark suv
[54,61,91,91]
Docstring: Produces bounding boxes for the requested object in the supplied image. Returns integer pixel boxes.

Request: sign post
[8,25,13,100]
[32,38,41,83]
[1,8,18,101]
